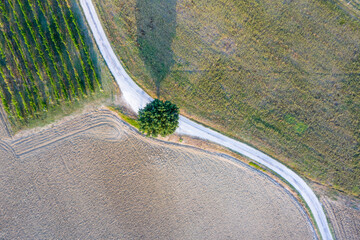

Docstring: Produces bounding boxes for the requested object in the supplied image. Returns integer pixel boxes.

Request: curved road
[79,0,332,239]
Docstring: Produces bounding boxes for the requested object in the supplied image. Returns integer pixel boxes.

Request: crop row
[14,0,59,103]
[0,0,102,123]
[62,0,102,90]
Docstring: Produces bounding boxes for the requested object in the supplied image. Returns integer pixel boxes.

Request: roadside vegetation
[94,0,360,196]
[108,106,140,129]
[0,0,113,130]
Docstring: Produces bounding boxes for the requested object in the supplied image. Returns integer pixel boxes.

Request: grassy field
[93,0,360,196]
[336,0,360,19]
[0,0,114,130]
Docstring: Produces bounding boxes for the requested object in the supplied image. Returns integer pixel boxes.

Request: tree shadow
[135,0,177,98]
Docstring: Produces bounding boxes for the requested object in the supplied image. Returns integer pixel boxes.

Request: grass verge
[108,106,140,130]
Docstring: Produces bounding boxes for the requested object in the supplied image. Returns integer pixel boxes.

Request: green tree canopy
[138,99,179,137]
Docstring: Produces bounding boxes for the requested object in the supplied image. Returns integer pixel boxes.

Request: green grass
[336,0,360,19]
[249,162,266,172]
[108,106,140,130]
[0,0,114,130]
[93,0,360,196]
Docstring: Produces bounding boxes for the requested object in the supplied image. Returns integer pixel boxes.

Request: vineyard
[0,0,102,124]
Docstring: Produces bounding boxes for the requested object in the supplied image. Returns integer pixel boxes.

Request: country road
[79,0,333,239]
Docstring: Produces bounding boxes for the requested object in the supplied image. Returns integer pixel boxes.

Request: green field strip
[29,0,86,98]
[52,0,94,93]
[0,81,11,116]
[0,11,40,114]
[7,0,48,110]
[0,0,105,124]
[49,1,94,92]
[0,46,24,120]
[54,1,93,95]
[0,70,22,120]
[13,0,57,104]
[28,0,69,102]
[34,0,74,101]
[0,25,32,117]
[63,0,102,90]
[46,0,93,95]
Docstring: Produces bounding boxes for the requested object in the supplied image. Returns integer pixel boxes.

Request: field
[0,109,316,239]
[0,0,114,129]
[92,0,360,196]
[336,0,360,18]
[319,188,360,240]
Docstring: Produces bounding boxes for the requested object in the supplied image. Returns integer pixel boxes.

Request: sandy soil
[322,196,360,240]
[0,109,316,239]
[316,189,360,240]
[308,183,360,240]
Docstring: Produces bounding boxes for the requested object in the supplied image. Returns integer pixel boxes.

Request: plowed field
[0,109,315,239]
[321,195,360,240]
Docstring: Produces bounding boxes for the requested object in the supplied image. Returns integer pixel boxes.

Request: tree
[138,99,179,137]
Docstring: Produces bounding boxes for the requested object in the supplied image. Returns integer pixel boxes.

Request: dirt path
[79,0,333,239]
[0,109,316,239]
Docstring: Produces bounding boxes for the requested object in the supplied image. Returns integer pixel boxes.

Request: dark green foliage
[138,99,179,137]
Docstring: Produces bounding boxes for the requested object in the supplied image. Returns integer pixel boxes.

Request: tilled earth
[321,195,360,240]
[0,109,316,239]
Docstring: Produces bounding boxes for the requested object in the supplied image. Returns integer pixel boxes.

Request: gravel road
[79,0,333,239]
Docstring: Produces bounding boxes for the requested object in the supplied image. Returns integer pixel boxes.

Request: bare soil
[0,109,316,239]
[312,183,360,240]
[322,196,360,240]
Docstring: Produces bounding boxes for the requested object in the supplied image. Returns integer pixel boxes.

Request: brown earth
[0,108,316,239]
[322,196,360,240]
[312,183,360,240]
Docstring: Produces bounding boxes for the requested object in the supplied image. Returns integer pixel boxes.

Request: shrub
[138,99,179,137]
